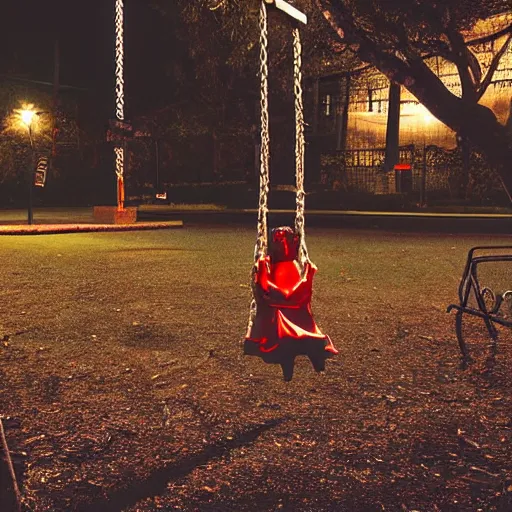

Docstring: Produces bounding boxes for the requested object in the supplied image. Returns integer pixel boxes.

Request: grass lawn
[0,226,511,511]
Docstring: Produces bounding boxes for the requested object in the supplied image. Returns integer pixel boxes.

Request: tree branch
[445,20,477,101]
[477,32,512,101]
[467,22,512,47]
[315,0,472,131]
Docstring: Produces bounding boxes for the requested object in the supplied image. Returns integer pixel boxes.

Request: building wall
[335,13,512,152]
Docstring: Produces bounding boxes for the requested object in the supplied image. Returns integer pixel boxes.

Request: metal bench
[447,246,512,359]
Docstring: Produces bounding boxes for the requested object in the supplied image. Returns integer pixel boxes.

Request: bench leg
[483,317,498,342]
[455,311,470,359]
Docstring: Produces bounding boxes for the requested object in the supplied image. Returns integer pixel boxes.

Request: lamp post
[19,108,36,225]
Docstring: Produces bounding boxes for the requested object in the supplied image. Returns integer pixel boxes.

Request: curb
[0,221,183,236]
[137,209,512,234]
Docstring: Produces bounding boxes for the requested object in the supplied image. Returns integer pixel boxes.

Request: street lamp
[20,109,36,128]
[17,106,38,225]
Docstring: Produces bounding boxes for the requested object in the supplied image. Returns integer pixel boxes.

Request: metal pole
[28,124,34,225]
[155,139,160,191]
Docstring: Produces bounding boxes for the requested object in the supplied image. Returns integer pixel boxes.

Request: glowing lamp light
[20,109,36,126]
[13,104,38,131]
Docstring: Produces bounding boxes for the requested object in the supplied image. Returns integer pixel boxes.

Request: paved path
[1,206,510,234]
[138,206,512,234]
[0,208,183,235]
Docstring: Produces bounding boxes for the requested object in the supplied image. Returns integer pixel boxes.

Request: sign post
[34,156,49,188]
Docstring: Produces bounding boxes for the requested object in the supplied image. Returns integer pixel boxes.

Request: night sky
[1,0,175,117]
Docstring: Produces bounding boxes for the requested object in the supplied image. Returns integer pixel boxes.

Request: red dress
[244,255,338,380]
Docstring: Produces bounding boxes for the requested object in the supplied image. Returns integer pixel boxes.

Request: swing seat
[245,227,338,380]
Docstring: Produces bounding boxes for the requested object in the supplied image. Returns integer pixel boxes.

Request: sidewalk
[0,207,183,235]
[0,206,510,235]
[137,205,512,234]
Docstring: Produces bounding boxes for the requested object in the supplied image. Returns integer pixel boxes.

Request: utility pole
[52,38,60,156]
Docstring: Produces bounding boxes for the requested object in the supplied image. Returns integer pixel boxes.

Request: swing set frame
[264,0,308,25]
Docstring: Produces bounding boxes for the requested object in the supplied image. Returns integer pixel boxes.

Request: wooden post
[336,73,350,151]
[420,144,427,207]
[461,136,470,200]
[264,0,307,24]
[384,82,401,172]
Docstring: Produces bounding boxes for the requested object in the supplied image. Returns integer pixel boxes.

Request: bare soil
[0,226,511,511]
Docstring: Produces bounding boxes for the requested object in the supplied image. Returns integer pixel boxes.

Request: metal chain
[114,146,124,180]
[247,1,271,335]
[255,0,270,264]
[115,0,125,122]
[293,27,310,269]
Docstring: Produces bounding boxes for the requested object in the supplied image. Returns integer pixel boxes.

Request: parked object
[447,246,512,359]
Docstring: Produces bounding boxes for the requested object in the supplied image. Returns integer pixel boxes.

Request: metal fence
[321,144,505,200]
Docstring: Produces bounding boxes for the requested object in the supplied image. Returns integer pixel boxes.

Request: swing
[243,0,338,381]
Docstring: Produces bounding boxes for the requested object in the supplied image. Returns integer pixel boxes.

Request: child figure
[244,226,338,381]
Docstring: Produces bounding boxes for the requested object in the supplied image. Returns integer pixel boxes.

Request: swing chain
[115,0,125,122]
[247,0,271,335]
[255,0,271,265]
[114,146,124,181]
[293,27,309,269]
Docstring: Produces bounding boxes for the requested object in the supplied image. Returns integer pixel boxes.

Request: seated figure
[244,226,338,380]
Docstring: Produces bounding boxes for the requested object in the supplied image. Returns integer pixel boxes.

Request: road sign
[109,119,133,132]
[34,156,49,187]
[107,119,133,142]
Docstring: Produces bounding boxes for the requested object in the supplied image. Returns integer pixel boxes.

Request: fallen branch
[0,417,22,512]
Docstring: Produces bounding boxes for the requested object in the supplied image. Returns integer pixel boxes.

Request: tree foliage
[146,0,358,182]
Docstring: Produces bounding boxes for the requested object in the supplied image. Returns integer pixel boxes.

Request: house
[306,12,512,200]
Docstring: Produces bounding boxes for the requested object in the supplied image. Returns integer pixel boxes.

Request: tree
[314,0,512,200]
[148,0,358,183]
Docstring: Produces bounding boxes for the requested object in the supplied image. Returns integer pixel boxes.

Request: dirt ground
[0,225,511,511]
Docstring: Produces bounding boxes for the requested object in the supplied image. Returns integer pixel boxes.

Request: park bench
[447,246,512,359]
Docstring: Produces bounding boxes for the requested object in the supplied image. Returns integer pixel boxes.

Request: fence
[321,144,505,202]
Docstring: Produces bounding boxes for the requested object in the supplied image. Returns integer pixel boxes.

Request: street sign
[109,119,133,132]
[34,156,49,187]
[107,119,133,142]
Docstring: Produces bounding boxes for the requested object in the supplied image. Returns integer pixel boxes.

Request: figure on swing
[243,1,338,380]
[244,226,338,381]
